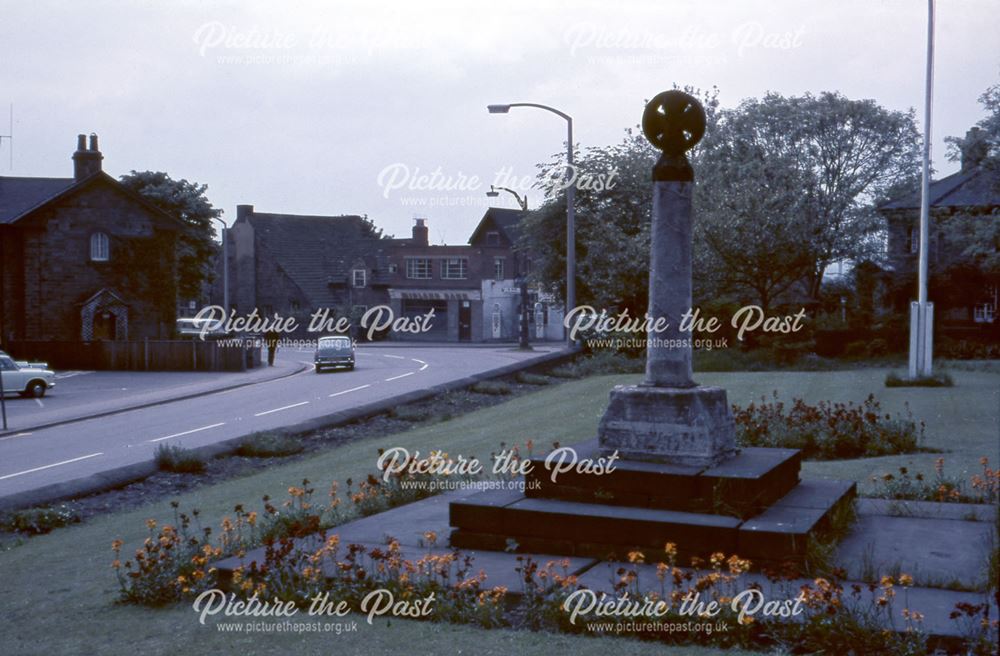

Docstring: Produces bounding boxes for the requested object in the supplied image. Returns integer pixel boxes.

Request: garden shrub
[885,371,954,388]
[471,380,512,395]
[154,444,207,474]
[0,504,80,534]
[235,432,304,458]
[733,392,924,460]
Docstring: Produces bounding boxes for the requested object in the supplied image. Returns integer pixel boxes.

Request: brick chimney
[236,204,254,222]
[72,133,103,181]
[412,217,429,245]
[960,127,989,171]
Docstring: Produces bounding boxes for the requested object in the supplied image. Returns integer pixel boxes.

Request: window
[907,227,918,254]
[352,269,366,287]
[974,285,998,324]
[441,257,468,280]
[406,258,432,279]
[352,305,368,316]
[486,231,501,247]
[494,257,505,280]
[388,263,398,273]
[90,232,109,261]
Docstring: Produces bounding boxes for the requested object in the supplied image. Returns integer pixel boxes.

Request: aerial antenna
[0,104,12,170]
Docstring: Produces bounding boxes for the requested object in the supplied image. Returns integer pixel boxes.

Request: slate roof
[0,173,182,229]
[0,176,75,223]
[468,207,527,246]
[245,212,388,307]
[879,164,1000,211]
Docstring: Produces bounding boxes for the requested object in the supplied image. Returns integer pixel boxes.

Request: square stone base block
[598,384,737,467]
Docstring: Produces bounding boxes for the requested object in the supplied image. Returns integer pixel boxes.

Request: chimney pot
[72,132,103,181]
[412,217,429,245]
[236,204,254,221]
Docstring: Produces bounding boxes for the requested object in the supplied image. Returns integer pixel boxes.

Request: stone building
[0,134,180,344]
[879,127,999,325]
[221,204,392,336]
[219,206,564,342]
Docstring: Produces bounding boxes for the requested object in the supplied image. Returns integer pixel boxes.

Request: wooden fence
[7,338,262,372]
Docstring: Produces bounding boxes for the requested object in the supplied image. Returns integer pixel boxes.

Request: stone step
[737,478,857,563]
[450,490,742,560]
[450,477,856,564]
[524,440,801,519]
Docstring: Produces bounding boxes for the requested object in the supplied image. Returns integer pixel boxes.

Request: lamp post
[486,185,528,211]
[487,102,575,346]
[486,186,531,349]
[212,217,229,315]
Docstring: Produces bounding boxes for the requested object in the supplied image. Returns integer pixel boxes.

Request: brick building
[0,134,180,344]
[879,127,999,325]
[220,206,564,342]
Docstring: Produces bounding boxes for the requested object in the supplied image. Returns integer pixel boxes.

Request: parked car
[176,316,227,338]
[0,352,56,398]
[314,335,355,372]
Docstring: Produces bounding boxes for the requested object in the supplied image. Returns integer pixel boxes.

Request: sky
[2,0,999,244]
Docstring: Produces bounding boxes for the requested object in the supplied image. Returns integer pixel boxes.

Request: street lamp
[212,217,229,315]
[486,186,531,349]
[487,102,575,346]
[486,185,528,212]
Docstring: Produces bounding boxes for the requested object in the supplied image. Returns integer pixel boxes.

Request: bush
[234,432,304,458]
[867,338,889,357]
[515,372,551,385]
[388,405,432,422]
[885,371,954,387]
[154,444,206,474]
[471,380,512,395]
[0,504,80,534]
[733,392,924,460]
[843,340,869,358]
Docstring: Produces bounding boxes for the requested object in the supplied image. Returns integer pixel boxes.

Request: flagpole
[910,0,935,379]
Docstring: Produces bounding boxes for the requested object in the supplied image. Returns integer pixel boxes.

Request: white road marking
[385,372,414,382]
[254,401,309,417]
[35,398,44,408]
[419,363,429,371]
[55,371,92,379]
[329,384,371,397]
[0,452,103,481]
[149,422,227,443]
[411,359,427,365]
[383,354,405,359]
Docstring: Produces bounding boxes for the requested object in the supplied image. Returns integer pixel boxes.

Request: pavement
[0,356,306,435]
[0,342,575,511]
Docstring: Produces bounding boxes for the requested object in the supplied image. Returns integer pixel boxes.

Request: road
[0,344,561,503]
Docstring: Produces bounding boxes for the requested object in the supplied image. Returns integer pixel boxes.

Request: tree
[707,92,921,301]
[521,87,718,312]
[119,171,222,300]
[520,89,920,315]
[693,130,816,311]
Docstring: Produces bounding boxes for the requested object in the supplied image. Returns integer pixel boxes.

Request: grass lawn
[1,367,996,655]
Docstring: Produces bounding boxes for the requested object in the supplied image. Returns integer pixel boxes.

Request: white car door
[0,355,26,394]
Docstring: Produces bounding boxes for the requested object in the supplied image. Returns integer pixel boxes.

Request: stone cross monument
[598,90,737,468]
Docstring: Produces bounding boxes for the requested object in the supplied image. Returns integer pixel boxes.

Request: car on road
[314,335,355,372]
[0,352,56,398]
[176,316,227,338]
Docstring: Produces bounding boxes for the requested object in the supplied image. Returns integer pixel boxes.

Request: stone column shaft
[644,180,695,388]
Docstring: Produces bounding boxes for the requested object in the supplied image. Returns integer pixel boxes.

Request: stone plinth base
[598,384,737,467]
